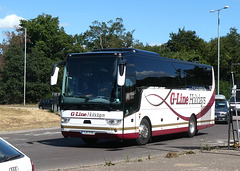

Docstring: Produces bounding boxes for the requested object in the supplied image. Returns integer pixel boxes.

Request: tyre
[39,106,43,110]
[188,115,197,137]
[136,118,151,145]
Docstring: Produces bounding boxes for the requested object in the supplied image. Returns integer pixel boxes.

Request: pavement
[49,146,240,171]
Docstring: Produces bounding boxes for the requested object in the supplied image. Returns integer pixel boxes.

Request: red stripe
[62,131,138,139]
[152,127,188,136]
[62,123,214,140]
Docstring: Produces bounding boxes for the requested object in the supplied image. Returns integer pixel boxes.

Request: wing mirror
[117,60,127,86]
[50,61,65,85]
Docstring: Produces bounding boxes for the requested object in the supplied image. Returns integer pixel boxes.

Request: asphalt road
[0,123,234,171]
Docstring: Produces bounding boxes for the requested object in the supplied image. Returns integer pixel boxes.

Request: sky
[0,0,239,45]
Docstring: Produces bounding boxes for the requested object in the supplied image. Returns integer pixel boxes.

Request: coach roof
[67,48,212,68]
[68,48,159,57]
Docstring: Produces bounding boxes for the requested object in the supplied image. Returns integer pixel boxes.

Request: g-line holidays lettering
[71,111,105,118]
[170,92,206,105]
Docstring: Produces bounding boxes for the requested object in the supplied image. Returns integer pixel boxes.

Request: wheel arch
[191,113,199,134]
[188,113,198,137]
[191,113,197,124]
[141,116,152,137]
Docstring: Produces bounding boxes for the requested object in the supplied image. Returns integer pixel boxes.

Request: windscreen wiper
[65,94,92,102]
[94,102,114,111]
[2,154,22,162]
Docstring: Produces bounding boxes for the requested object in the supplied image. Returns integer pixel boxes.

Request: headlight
[106,119,122,125]
[61,117,70,123]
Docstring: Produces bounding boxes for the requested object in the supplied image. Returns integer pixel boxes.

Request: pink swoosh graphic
[146,91,215,121]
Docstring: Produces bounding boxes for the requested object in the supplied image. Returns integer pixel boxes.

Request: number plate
[81,131,95,135]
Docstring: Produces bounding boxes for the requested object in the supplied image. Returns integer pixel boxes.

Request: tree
[20,13,74,60]
[0,14,76,104]
[166,28,207,53]
[208,28,240,83]
[164,28,210,64]
[0,42,24,104]
[71,33,89,53]
[84,18,135,50]
[0,47,53,104]
[26,48,53,103]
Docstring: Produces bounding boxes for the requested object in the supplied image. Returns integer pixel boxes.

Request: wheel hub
[189,120,195,133]
[139,124,149,139]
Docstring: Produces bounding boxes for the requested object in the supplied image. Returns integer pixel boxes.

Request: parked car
[38,99,52,110]
[0,137,34,171]
[215,95,229,123]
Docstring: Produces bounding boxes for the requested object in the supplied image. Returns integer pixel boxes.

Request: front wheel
[188,115,197,137]
[136,119,151,145]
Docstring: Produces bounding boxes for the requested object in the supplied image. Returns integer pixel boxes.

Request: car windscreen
[215,101,227,109]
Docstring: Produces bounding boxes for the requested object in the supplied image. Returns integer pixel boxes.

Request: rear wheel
[136,119,151,145]
[188,115,197,137]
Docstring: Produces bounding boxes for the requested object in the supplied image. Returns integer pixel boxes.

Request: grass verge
[0,105,60,132]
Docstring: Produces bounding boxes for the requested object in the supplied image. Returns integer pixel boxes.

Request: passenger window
[125,77,136,115]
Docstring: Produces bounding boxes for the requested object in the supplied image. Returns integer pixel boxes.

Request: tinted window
[135,56,177,87]
[135,55,212,90]
[125,56,138,115]
[61,56,123,111]
[65,56,118,99]
[174,63,212,90]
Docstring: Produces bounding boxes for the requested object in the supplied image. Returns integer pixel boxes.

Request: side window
[173,63,212,90]
[125,77,136,115]
[135,56,180,88]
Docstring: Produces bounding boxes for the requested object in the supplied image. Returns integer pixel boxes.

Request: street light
[210,6,229,95]
[19,26,27,106]
[24,27,26,106]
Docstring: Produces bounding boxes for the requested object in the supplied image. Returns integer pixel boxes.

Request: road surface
[0,123,232,170]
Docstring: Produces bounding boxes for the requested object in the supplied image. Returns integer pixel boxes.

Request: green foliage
[84,18,135,50]
[71,33,88,53]
[104,160,115,166]
[222,28,240,81]
[20,13,74,60]
[0,44,24,104]
[125,154,130,162]
[166,28,207,53]
[219,80,231,99]
[26,49,53,103]
[0,14,74,104]
[137,156,143,162]
[165,152,178,158]
[200,136,211,152]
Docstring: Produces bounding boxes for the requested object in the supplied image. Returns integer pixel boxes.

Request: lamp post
[18,26,27,105]
[24,27,26,106]
[210,6,229,95]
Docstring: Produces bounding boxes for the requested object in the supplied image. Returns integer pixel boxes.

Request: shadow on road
[27,131,208,152]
